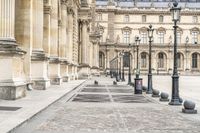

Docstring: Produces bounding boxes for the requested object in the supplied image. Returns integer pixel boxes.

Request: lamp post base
[169,98,182,105]
[134,78,143,94]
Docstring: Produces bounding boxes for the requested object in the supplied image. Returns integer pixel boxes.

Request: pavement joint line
[7,79,87,133]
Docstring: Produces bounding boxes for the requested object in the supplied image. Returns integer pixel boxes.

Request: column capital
[79,19,89,25]
[61,0,68,5]
[44,5,52,14]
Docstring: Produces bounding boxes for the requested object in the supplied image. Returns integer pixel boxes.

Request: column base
[0,82,27,100]
[0,41,27,100]
[50,77,62,85]
[49,57,62,85]
[91,66,100,76]
[32,79,50,90]
[78,64,91,79]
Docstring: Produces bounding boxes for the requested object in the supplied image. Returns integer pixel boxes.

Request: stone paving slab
[0,80,85,133]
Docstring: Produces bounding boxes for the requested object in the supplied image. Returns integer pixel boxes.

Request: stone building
[0,0,100,100]
[96,0,200,75]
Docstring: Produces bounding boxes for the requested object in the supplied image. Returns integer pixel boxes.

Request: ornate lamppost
[128,44,132,84]
[146,25,154,94]
[169,1,182,105]
[121,51,125,81]
[185,36,189,71]
[134,36,142,94]
[119,51,124,81]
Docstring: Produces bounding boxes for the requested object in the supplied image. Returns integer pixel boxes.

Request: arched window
[141,53,147,68]
[192,53,198,68]
[99,52,105,68]
[158,53,165,68]
[123,52,130,67]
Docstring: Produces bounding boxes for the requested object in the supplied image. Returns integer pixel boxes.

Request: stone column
[15,0,32,89]
[59,0,69,82]
[49,0,61,85]
[43,1,51,57]
[31,0,50,90]
[0,0,27,100]
[67,7,74,80]
[78,20,91,78]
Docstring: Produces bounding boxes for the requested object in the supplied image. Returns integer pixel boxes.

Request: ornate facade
[97,0,200,75]
[0,0,100,100]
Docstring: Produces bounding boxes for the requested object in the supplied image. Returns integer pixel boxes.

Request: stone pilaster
[0,0,27,100]
[49,0,61,85]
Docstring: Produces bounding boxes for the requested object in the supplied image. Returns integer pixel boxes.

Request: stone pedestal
[31,50,50,90]
[91,66,100,76]
[49,57,62,85]
[60,59,70,82]
[78,64,91,79]
[0,42,27,100]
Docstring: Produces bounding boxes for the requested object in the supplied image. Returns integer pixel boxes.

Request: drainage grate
[0,106,21,111]
[112,95,151,103]
[85,85,106,87]
[80,88,108,93]
[72,94,110,102]
[109,89,133,93]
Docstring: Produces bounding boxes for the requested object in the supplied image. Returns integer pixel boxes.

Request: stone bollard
[94,80,98,85]
[152,89,160,97]
[182,100,197,114]
[179,97,183,104]
[129,82,134,87]
[113,81,117,85]
[142,86,147,92]
[159,92,169,102]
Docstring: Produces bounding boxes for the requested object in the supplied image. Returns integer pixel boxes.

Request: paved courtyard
[12,76,200,133]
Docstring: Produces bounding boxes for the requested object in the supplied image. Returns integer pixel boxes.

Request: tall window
[192,53,198,68]
[192,31,198,44]
[159,15,164,23]
[193,16,198,23]
[140,32,147,44]
[177,53,181,68]
[142,15,146,22]
[99,52,105,68]
[177,32,181,45]
[97,13,102,21]
[123,52,130,67]
[158,53,164,68]
[124,15,129,22]
[158,32,164,44]
[141,53,147,68]
[123,31,130,44]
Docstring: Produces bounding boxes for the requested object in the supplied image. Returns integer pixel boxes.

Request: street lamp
[185,36,189,71]
[169,1,182,105]
[147,24,154,94]
[134,36,142,94]
[119,52,122,81]
[121,51,125,81]
[119,51,125,81]
[128,44,132,84]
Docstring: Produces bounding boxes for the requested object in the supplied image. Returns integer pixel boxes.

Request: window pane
[123,52,130,67]
[192,53,198,68]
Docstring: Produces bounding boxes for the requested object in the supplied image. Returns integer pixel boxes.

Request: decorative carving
[190,27,200,34]
[116,35,120,44]
[156,27,166,34]
[139,27,148,33]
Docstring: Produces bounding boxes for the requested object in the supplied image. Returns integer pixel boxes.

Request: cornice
[96,8,200,15]
[44,5,52,15]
